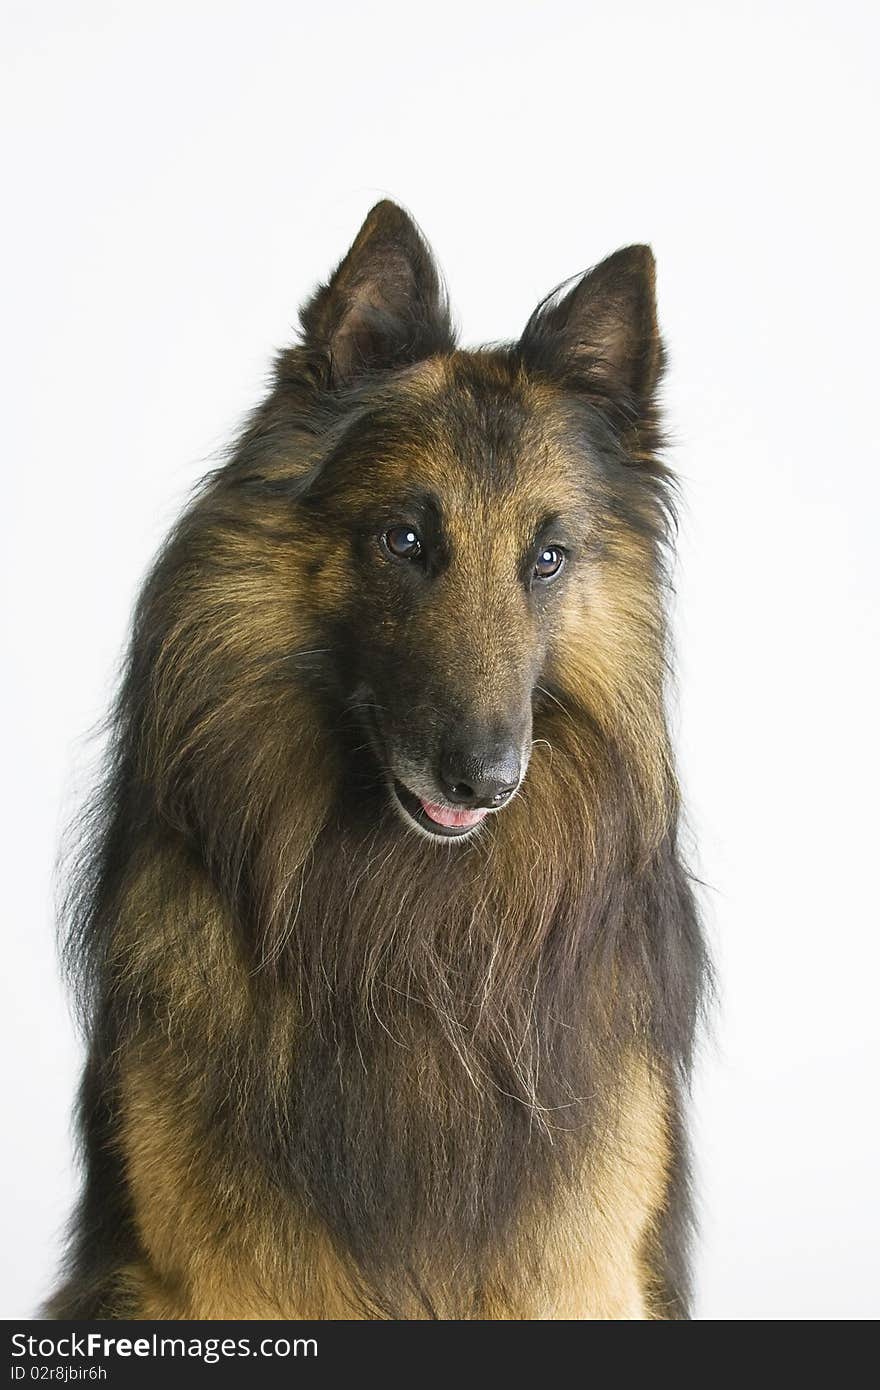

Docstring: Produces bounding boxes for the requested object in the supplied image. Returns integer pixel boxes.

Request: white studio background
[2,1,878,1321]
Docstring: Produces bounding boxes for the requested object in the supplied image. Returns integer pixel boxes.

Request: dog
[48,201,706,1319]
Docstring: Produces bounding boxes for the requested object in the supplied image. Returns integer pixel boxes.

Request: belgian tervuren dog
[49,201,706,1319]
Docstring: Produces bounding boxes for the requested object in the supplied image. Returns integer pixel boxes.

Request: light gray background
[3,0,878,1320]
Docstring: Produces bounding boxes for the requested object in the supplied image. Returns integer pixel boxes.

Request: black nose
[438,741,522,809]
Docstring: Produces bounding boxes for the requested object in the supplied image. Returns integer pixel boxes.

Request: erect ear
[518,245,663,411]
[299,200,455,384]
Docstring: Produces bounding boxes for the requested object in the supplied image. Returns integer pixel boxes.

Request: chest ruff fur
[116,1050,673,1320]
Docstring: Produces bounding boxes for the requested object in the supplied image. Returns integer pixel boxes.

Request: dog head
[287,203,670,841]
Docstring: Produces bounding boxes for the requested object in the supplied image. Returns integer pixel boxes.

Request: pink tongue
[419,799,488,829]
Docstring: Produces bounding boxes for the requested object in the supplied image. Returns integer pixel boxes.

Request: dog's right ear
[300,201,455,384]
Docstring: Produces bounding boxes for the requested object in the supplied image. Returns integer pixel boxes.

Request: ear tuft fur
[519,245,664,421]
[299,200,456,383]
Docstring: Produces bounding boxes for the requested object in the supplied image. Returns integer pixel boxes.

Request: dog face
[297,360,601,840]
[287,203,669,841]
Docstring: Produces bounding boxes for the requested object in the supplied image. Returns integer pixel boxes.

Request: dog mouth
[356,700,512,842]
[391,780,489,840]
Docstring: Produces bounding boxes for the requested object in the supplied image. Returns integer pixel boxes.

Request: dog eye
[383,525,423,561]
[533,546,565,581]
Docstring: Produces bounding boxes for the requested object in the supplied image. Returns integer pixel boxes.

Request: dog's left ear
[518,245,663,413]
[300,201,455,384]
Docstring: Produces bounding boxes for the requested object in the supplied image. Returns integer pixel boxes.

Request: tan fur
[117,1052,357,1319]
[532,1060,671,1319]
